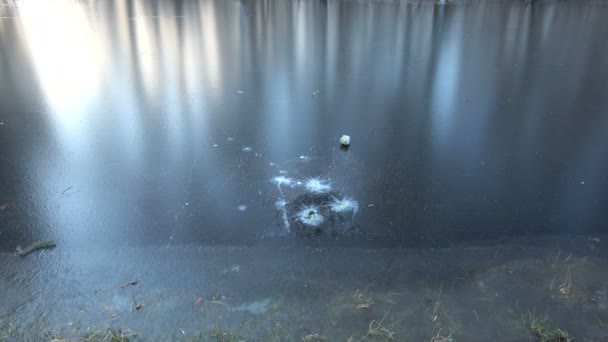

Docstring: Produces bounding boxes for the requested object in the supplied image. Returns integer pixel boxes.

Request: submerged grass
[523,311,571,342]
[366,319,395,340]
[430,327,457,342]
[208,325,244,342]
[557,268,573,299]
[353,289,374,310]
[46,327,138,342]
[530,319,570,342]
[353,312,398,341]
[0,323,16,342]
[301,334,325,341]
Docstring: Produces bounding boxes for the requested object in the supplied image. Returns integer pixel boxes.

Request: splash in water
[272,176,295,192]
[242,146,252,152]
[305,177,332,193]
[296,205,324,226]
[329,196,359,218]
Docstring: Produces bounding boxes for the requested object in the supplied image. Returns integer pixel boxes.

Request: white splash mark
[233,298,272,314]
[272,176,295,193]
[237,90,245,94]
[299,155,311,162]
[242,146,252,152]
[329,196,359,218]
[279,170,288,174]
[297,205,324,226]
[275,199,290,233]
[305,177,331,193]
[222,265,240,274]
[275,199,287,210]
[238,205,247,211]
[228,137,234,141]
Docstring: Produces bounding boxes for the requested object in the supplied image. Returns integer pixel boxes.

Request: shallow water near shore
[1,236,608,340]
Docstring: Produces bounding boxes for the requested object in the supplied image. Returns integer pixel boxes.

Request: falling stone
[340,135,350,146]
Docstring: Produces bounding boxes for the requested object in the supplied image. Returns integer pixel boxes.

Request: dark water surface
[1,0,607,249]
[1,0,608,340]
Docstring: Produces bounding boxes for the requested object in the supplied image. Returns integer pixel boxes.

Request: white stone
[340,135,351,146]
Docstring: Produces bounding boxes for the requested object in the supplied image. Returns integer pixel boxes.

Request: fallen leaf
[119,280,139,288]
